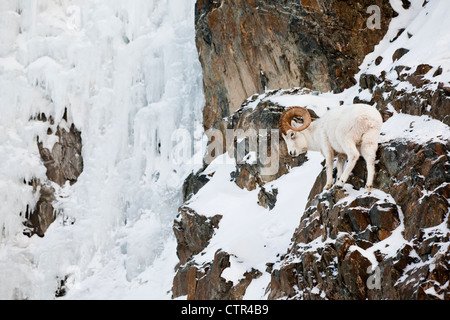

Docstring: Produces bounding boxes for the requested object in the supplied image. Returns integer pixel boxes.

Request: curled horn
[280,107,312,135]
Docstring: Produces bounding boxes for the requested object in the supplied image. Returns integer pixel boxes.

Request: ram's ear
[307,108,320,120]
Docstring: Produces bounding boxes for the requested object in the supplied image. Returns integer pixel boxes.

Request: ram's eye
[290,132,295,139]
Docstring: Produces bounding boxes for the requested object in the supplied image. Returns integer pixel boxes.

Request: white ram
[280,104,383,193]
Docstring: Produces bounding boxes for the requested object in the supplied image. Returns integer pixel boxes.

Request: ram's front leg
[323,148,335,191]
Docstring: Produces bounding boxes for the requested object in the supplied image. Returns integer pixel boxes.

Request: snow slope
[0,0,204,299]
[358,0,450,86]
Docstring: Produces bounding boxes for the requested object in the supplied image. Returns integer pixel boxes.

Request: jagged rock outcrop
[173,206,223,266]
[258,186,279,210]
[183,170,214,202]
[38,123,83,188]
[172,206,263,300]
[269,139,450,300]
[196,0,394,129]
[356,65,450,125]
[23,112,83,237]
[23,182,57,238]
[173,247,263,300]
[227,94,312,191]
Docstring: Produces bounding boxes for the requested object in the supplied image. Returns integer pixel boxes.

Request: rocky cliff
[172,0,450,300]
[196,0,394,129]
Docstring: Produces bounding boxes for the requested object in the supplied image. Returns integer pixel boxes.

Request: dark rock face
[173,250,230,300]
[258,186,279,210]
[268,140,450,300]
[23,184,56,238]
[183,169,214,202]
[173,206,222,266]
[38,124,83,187]
[172,206,223,299]
[172,206,262,300]
[174,250,264,300]
[173,248,263,300]
[196,0,394,129]
[24,113,83,237]
[376,141,450,241]
[392,48,410,62]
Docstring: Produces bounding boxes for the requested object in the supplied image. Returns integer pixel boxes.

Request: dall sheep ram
[280,104,383,193]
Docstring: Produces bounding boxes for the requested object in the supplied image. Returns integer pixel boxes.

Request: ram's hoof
[335,180,345,188]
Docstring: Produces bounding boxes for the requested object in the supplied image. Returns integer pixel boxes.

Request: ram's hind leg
[336,154,346,181]
[360,135,379,194]
[336,144,360,189]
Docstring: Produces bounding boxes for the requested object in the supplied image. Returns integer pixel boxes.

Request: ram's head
[280,107,312,157]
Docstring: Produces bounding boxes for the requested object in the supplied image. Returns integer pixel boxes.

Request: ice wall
[0,0,204,299]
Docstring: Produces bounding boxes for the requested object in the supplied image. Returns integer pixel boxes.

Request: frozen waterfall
[0,0,204,299]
